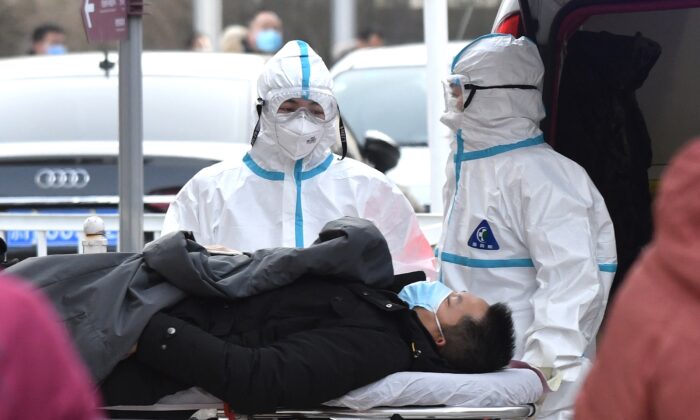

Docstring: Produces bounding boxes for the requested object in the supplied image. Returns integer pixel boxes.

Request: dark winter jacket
[6,217,396,382]
[101,278,451,413]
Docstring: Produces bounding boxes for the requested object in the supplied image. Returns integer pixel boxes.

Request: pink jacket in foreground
[575,139,700,420]
[0,274,101,420]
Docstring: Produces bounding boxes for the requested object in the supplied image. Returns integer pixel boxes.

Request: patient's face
[436,291,489,327]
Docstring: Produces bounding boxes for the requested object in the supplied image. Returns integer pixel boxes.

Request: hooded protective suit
[163,40,435,279]
[437,34,617,419]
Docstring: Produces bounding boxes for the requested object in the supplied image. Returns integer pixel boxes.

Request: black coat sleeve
[136,312,411,414]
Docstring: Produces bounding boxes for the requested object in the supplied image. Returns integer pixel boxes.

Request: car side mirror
[363,130,401,174]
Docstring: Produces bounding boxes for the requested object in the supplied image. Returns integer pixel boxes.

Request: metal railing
[0,213,443,257]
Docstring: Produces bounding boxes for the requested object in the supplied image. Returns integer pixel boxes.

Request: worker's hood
[652,138,700,293]
[442,34,545,151]
[250,40,339,171]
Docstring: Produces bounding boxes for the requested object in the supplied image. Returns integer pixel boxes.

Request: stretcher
[106,404,535,420]
[105,365,544,419]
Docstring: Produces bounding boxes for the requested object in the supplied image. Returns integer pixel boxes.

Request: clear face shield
[250,89,347,160]
[442,74,469,114]
[260,90,340,160]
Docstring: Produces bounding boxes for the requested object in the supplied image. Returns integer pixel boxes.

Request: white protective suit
[437,35,617,419]
[163,40,436,279]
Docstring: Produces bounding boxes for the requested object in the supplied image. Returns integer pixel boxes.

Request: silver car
[331,42,467,212]
[0,51,264,256]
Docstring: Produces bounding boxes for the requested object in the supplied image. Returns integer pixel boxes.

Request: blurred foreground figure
[0,275,101,420]
[576,138,700,420]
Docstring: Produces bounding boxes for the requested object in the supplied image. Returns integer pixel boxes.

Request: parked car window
[333,67,427,147]
[0,52,263,258]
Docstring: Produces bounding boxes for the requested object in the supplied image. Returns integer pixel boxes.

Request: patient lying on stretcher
[101,277,516,414]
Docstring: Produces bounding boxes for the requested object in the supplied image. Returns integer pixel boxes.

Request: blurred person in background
[332,26,385,63]
[0,274,101,419]
[437,34,617,419]
[220,25,248,53]
[243,10,283,54]
[28,23,66,55]
[163,40,436,280]
[575,138,700,420]
[187,31,212,52]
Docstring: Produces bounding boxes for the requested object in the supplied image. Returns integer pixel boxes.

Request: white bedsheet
[325,368,543,410]
[152,366,543,411]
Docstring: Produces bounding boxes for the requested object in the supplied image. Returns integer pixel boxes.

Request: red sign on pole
[81,0,129,43]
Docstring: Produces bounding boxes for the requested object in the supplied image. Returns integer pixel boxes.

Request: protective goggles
[264,89,338,125]
[442,74,538,113]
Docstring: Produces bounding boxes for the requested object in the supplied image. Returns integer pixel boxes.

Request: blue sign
[4,209,118,249]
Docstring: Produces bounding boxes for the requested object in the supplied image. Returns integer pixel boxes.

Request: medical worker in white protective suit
[437,34,617,419]
[163,40,436,279]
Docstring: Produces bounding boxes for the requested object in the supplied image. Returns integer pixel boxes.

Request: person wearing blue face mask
[100,275,517,410]
[29,23,67,55]
[399,280,514,372]
[244,10,284,54]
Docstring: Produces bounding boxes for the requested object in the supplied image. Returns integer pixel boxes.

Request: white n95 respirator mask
[275,109,326,160]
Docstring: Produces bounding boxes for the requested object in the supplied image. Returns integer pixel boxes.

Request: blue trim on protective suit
[451,33,538,72]
[444,130,465,228]
[442,251,619,272]
[454,134,544,163]
[598,263,618,273]
[300,154,333,180]
[438,130,465,276]
[296,40,311,99]
[292,154,334,248]
[451,33,510,72]
[294,159,304,247]
[243,153,285,180]
[455,129,464,185]
[442,252,535,268]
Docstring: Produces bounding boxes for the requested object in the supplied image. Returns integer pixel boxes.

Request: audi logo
[34,168,91,189]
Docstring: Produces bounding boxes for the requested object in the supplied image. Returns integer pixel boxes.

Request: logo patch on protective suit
[468,220,499,250]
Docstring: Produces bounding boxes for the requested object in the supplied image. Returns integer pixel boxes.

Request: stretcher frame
[251,405,536,419]
[106,404,536,419]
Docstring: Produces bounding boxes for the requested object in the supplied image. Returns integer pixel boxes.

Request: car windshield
[0,76,252,143]
[333,66,427,146]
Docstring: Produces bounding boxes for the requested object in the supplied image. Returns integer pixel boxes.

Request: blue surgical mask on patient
[399,280,453,312]
[399,281,453,338]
